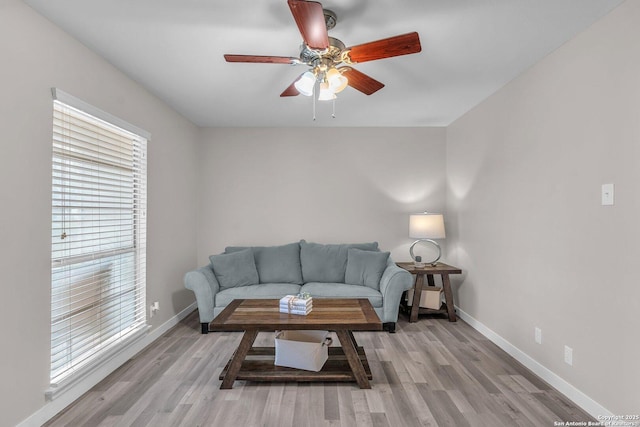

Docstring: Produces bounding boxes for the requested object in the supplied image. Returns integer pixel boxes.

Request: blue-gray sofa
[184,241,413,333]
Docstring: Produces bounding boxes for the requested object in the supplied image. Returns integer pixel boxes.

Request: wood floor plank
[292,382,310,424]
[379,362,423,427]
[363,388,385,414]
[511,374,544,393]
[324,383,340,420]
[401,381,440,426]
[44,309,595,427]
[490,391,539,427]
[351,390,375,427]
[418,386,471,427]
[336,384,356,427]
[404,351,429,383]
[308,383,327,427]
[260,383,283,427]
[370,412,391,427]
[176,398,216,427]
[446,389,478,415]
[497,374,529,393]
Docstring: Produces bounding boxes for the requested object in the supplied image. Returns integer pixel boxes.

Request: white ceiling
[25,0,623,127]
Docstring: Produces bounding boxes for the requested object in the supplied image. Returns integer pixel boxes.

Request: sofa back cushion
[209,248,259,290]
[225,242,303,284]
[299,240,379,283]
[345,248,390,289]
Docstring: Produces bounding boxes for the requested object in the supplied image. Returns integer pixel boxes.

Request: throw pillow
[225,243,303,284]
[300,240,379,283]
[209,248,259,290]
[345,248,390,289]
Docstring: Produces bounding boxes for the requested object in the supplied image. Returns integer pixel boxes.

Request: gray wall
[446,0,640,414]
[0,1,200,425]
[197,127,447,263]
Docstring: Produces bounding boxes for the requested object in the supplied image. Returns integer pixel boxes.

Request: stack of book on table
[279,294,313,315]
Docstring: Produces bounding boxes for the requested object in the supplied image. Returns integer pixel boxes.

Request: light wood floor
[45,310,594,427]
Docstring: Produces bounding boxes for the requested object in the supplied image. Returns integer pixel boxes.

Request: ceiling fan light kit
[224,0,422,118]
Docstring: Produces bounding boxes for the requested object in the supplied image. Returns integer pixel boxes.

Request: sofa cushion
[300,282,383,308]
[225,243,303,284]
[345,248,390,289]
[299,240,379,283]
[209,249,259,290]
[215,283,302,307]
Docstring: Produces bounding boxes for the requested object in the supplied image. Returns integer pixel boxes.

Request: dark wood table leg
[220,328,259,389]
[410,273,425,322]
[427,274,436,287]
[335,330,371,389]
[441,274,457,322]
[347,330,357,346]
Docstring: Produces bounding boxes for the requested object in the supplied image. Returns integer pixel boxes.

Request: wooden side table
[396,262,462,322]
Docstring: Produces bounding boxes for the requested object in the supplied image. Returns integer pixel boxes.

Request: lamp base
[409,239,441,266]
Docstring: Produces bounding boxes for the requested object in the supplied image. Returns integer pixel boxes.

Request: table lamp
[409,212,446,267]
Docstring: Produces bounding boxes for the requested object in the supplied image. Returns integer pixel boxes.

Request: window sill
[45,325,150,402]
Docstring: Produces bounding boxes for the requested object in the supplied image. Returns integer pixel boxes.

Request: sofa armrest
[378,259,414,323]
[380,259,414,296]
[184,265,220,324]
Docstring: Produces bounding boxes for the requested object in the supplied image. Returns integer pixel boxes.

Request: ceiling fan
[224,0,422,99]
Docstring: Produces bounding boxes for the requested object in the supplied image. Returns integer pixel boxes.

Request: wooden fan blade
[341,67,384,95]
[346,32,421,64]
[288,0,329,50]
[224,54,298,64]
[280,77,301,97]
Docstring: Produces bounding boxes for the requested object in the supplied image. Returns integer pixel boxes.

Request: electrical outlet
[149,302,160,318]
[564,345,573,366]
[535,327,542,344]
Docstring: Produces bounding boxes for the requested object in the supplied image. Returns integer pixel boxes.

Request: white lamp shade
[318,81,336,101]
[294,71,315,96]
[327,68,348,93]
[409,213,446,239]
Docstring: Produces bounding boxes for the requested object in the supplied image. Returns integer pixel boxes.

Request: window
[49,89,148,393]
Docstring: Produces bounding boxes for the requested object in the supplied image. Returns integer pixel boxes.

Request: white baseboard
[455,306,612,419]
[17,302,197,427]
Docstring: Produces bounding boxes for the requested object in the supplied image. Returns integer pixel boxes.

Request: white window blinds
[50,92,148,389]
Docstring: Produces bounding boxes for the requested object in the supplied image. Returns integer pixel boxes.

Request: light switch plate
[564,345,573,366]
[602,184,614,206]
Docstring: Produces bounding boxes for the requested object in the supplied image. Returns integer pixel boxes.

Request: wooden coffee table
[210,298,382,389]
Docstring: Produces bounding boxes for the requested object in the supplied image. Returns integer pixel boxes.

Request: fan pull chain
[312,83,316,121]
[332,99,336,118]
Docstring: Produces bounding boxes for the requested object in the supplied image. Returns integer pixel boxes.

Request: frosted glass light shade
[318,82,336,101]
[294,71,315,96]
[327,68,348,93]
[409,213,446,239]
